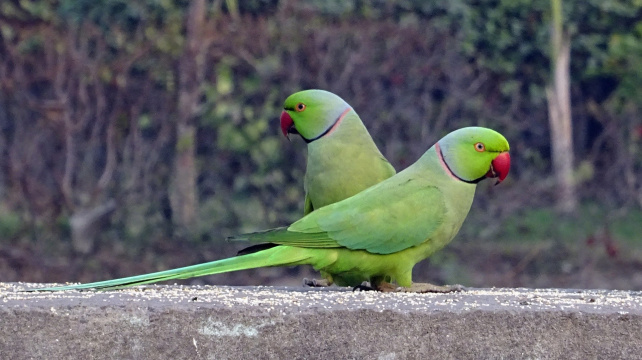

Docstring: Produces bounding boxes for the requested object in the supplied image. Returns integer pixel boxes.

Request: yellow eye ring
[474,142,485,152]
[296,103,306,112]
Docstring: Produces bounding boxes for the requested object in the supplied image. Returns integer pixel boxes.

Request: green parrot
[33,127,510,292]
[279,89,396,215]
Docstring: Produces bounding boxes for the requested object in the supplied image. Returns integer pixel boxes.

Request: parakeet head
[436,127,510,184]
[280,90,352,142]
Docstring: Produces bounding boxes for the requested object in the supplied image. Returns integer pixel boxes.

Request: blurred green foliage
[495,203,642,245]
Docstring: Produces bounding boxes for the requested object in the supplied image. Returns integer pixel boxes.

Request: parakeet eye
[474,142,485,152]
[296,103,306,112]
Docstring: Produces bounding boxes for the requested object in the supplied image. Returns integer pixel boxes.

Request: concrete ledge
[2,283,642,359]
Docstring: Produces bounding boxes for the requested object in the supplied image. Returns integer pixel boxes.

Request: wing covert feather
[289,178,446,254]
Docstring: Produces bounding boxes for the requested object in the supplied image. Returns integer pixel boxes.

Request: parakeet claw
[399,282,466,293]
[352,281,375,292]
[303,278,330,287]
[353,281,400,292]
[375,282,398,292]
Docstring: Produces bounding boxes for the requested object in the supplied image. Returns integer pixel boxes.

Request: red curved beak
[280,111,295,139]
[487,152,510,185]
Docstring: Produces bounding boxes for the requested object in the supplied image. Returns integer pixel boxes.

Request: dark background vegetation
[1,0,641,290]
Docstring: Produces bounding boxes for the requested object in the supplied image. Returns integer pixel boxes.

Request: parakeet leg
[352,281,374,291]
[399,282,466,293]
[375,282,398,292]
[303,271,334,287]
[353,280,398,292]
[303,278,331,287]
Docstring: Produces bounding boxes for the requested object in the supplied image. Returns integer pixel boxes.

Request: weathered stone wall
[1,284,641,359]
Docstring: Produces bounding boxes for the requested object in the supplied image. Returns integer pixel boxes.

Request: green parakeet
[280,89,395,215]
[34,127,510,292]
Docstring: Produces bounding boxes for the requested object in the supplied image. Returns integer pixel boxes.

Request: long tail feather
[30,246,310,291]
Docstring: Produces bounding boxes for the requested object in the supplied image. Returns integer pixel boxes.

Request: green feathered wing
[235,177,445,255]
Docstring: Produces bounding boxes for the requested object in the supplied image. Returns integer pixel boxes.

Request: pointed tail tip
[24,285,84,292]
[226,234,248,242]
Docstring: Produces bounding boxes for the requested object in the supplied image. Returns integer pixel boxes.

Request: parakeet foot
[353,281,399,292]
[399,282,466,293]
[303,278,331,287]
[375,282,398,292]
[352,281,375,291]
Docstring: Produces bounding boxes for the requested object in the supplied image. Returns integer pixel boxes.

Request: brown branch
[96,94,122,193]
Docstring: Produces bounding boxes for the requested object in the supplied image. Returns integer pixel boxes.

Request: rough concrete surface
[1,283,642,359]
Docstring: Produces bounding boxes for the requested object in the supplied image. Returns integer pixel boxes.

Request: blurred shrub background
[0,0,641,289]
